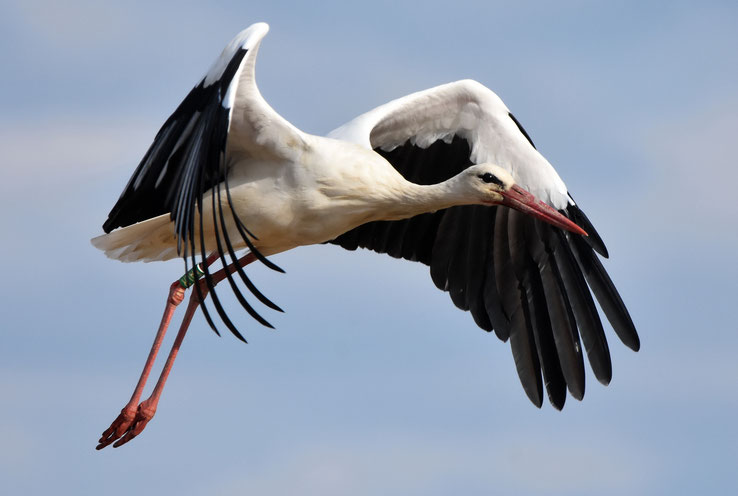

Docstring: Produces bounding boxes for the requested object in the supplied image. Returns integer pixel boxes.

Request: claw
[96,400,157,450]
[96,406,137,450]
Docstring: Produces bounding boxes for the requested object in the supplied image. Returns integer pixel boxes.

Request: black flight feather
[497,208,544,407]
[533,222,586,399]
[509,210,566,409]
[569,234,640,351]
[508,112,536,150]
[566,202,608,258]
[550,229,612,384]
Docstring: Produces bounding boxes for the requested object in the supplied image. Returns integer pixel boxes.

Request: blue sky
[1,1,737,494]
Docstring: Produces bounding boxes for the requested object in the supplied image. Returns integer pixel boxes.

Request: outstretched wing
[100,23,304,340]
[328,80,638,409]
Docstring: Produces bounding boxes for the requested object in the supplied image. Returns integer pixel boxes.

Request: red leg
[97,254,219,450]
[96,281,187,449]
[97,252,257,449]
[110,289,202,447]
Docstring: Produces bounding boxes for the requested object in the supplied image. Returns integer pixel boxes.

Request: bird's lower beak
[499,185,587,236]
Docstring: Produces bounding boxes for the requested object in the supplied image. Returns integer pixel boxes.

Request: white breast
[225,136,409,255]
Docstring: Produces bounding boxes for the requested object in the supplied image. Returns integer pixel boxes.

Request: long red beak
[499,185,587,236]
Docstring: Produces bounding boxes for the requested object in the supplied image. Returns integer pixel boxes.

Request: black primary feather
[508,112,536,150]
[496,208,543,407]
[102,48,250,234]
[532,221,586,399]
[510,211,567,409]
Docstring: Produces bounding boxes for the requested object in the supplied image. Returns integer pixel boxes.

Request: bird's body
[94,135,500,259]
[93,127,543,261]
[94,22,638,449]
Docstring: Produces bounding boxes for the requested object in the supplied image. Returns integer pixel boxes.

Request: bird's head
[462,163,587,236]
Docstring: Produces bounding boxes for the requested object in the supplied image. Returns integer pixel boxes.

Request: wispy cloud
[10,0,131,49]
[0,117,153,188]
[209,431,659,496]
[638,98,738,245]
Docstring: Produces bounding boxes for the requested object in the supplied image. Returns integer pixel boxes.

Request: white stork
[93,23,638,449]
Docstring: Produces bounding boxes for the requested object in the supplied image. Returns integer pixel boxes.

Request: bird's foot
[96,399,157,450]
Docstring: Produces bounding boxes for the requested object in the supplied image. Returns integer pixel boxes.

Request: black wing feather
[568,232,640,351]
[567,201,609,258]
[446,207,476,311]
[550,228,612,384]
[533,222,586,398]
[103,48,249,233]
[509,210,567,409]
[508,112,537,150]
[496,208,544,407]
[464,206,494,332]
[329,135,638,408]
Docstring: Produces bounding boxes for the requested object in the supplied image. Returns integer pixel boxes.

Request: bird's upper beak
[499,185,587,236]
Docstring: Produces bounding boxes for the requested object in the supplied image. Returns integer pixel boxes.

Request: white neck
[371,174,472,221]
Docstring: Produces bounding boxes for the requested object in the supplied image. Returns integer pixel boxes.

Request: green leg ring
[178,264,206,289]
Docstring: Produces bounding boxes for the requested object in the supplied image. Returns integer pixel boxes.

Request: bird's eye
[478,173,502,185]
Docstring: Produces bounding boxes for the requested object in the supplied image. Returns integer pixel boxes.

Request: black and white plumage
[93,22,638,410]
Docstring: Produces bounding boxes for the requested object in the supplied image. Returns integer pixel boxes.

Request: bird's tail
[91,214,179,262]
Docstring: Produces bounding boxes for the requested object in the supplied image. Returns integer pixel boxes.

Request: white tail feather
[91,214,178,262]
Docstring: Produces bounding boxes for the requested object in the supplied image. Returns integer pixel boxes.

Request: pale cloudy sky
[1,1,737,495]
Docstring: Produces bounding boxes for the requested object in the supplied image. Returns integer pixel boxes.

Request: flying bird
[93,23,638,449]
